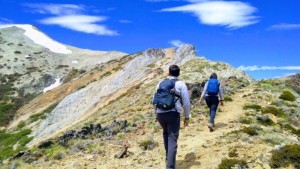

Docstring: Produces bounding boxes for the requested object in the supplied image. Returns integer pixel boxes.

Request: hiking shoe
[208,123,214,132]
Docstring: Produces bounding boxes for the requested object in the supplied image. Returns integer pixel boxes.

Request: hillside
[0,24,126,127]
[0,26,299,168]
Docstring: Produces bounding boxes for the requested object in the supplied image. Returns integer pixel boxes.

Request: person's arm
[199,82,208,103]
[219,84,224,106]
[177,81,191,126]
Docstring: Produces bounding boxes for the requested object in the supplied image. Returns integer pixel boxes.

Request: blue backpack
[207,79,220,95]
[152,79,180,110]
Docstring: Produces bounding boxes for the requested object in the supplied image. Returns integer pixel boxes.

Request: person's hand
[220,100,224,106]
[198,99,203,105]
[184,118,189,127]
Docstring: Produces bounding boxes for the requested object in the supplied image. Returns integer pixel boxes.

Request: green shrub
[224,96,233,102]
[280,124,300,137]
[228,148,238,157]
[29,113,46,123]
[269,144,300,168]
[279,91,296,102]
[218,158,248,169]
[270,99,284,107]
[102,71,112,77]
[243,103,262,111]
[139,138,156,150]
[241,127,258,136]
[45,144,67,159]
[17,121,26,129]
[0,129,32,160]
[30,103,57,123]
[239,117,253,124]
[263,133,287,145]
[262,106,286,118]
[14,51,21,54]
[0,103,16,126]
[256,115,275,126]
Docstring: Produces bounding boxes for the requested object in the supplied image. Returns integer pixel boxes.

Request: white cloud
[161,1,259,28]
[169,40,186,48]
[238,65,300,71]
[268,23,300,30]
[23,3,118,36]
[23,3,85,15]
[40,15,118,36]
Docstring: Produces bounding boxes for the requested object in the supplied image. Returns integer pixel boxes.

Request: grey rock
[114,146,129,159]
[37,140,54,149]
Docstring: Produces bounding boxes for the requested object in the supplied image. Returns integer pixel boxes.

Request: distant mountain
[0,24,126,126]
[280,73,300,94]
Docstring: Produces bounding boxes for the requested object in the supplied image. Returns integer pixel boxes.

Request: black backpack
[152,78,181,110]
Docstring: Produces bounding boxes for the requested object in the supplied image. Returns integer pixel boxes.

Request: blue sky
[0,0,300,80]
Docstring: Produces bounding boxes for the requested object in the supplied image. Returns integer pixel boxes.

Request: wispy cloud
[118,20,132,24]
[146,0,170,2]
[161,1,259,28]
[169,40,186,48]
[268,23,300,30]
[0,18,13,24]
[24,3,118,36]
[23,3,85,15]
[40,15,118,36]
[238,65,300,71]
[273,72,298,79]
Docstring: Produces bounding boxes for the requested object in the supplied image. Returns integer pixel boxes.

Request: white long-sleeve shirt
[153,76,191,119]
[200,80,224,100]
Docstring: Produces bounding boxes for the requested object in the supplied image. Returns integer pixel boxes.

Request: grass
[279,90,296,102]
[224,96,233,102]
[0,103,16,126]
[0,129,32,160]
[279,123,300,138]
[239,117,253,124]
[29,103,58,123]
[218,158,248,169]
[228,148,238,157]
[262,106,287,119]
[139,138,156,150]
[243,103,262,111]
[45,144,67,160]
[256,115,275,126]
[241,127,258,136]
[269,144,300,168]
[17,120,26,129]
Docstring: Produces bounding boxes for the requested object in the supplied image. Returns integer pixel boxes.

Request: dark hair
[169,65,180,77]
[210,73,218,79]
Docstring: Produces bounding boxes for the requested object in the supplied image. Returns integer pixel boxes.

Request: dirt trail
[174,86,253,169]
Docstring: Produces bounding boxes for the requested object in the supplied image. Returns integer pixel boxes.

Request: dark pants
[205,96,219,124]
[157,111,180,169]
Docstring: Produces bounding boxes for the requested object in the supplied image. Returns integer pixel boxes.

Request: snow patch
[43,78,62,93]
[0,24,72,54]
[72,60,78,64]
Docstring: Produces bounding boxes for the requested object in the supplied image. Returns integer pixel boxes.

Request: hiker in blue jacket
[152,65,191,169]
[199,73,224,132]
